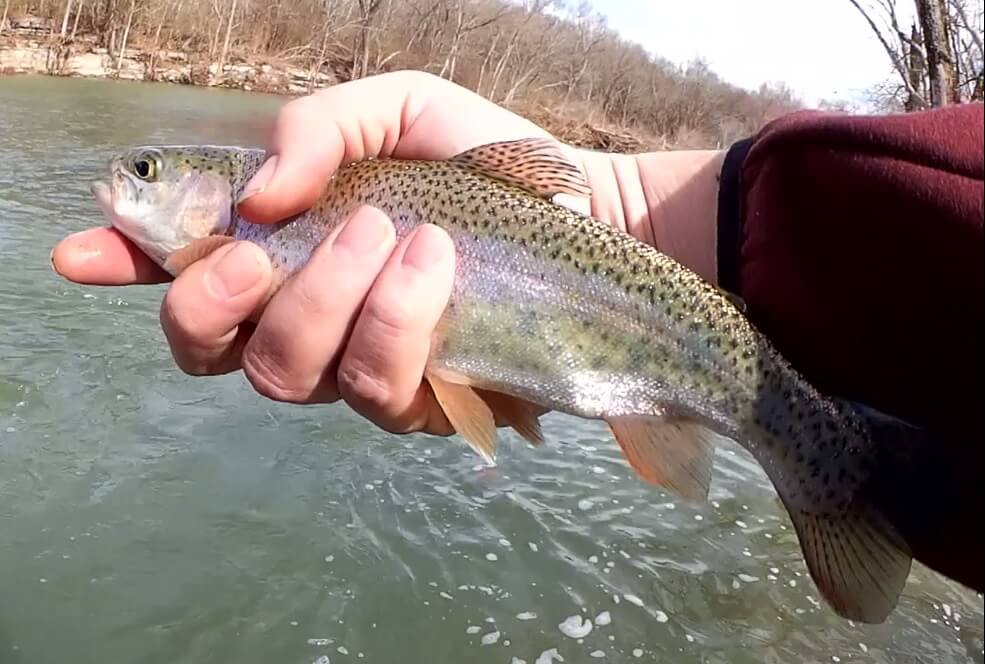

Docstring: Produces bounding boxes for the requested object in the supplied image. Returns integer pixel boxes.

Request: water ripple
[0,75,981,664]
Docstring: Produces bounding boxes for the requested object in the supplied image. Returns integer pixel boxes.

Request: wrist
[573,147,726,285]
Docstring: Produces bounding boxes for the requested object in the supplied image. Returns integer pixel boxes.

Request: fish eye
[132,152,161,181]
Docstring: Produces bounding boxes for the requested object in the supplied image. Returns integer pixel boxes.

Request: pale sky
[584,0,915,108]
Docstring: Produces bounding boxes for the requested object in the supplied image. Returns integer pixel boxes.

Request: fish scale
[90,136,935,625]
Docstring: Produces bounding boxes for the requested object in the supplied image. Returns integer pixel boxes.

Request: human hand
[51,70,724,437]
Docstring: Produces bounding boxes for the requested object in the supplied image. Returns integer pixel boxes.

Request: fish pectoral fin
[163,235,236,275]
[787,505,912,624]
[605,415,715,502]
[425,369,498,465]
[473,388,546,447]
[450,137,592,199]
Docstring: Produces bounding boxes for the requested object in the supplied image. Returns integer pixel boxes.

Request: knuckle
[363,289,417,340]
[290,267,335,319]
[241,346,308,404]
[159,287,201,343]
[337,357,392,413]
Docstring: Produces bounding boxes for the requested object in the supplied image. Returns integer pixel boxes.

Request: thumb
[235,101,345,225]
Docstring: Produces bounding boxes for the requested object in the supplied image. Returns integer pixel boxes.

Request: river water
[0,74,982,664]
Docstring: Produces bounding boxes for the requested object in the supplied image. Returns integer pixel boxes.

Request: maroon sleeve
[716,102,984,590]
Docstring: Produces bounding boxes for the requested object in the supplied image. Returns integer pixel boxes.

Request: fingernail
[333,206,393,256]
[206,242,265,301]
[237,156,278,203]
[402,225,450,272]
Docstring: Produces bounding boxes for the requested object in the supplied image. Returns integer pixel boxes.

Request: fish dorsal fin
[788,505,911,623]
[163,235,235,275]
[605,415,715,501]
[426,369,498,464]
[449,138,592,199]
[474,388,545,447]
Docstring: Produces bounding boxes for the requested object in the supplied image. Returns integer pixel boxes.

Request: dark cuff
[716,137,753,295]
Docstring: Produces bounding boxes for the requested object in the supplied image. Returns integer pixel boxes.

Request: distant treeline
[2,0,821,148]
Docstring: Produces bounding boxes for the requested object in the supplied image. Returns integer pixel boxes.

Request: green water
[0,74,982,664]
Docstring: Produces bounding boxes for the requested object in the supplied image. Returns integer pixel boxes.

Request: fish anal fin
[425,369,497,465]
[605,415,715,502]
[788,505,912,623]
[473,388,545,447]
[450,138,592,199]
[163,235,235,275]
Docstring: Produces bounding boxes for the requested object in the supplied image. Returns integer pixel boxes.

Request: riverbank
[0,28,651,152]
[0,32,336,96]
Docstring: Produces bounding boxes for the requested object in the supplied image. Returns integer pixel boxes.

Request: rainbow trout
[90,138,929,624]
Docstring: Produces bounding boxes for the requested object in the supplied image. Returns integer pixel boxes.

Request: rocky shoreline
[0,33,337,96]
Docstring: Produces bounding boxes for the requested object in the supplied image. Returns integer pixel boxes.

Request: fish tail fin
[782,399,926,624]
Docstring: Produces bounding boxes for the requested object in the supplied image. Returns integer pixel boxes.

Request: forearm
[575,148,726,285]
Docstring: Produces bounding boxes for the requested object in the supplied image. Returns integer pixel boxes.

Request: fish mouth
[90,180,112,215]
[90,168,139,237]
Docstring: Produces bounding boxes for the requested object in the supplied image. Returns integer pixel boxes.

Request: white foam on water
[434,485,450,494]
[558,614,593,638]
[528,542,539,552]
[511,658,528,664]
[590,650,605,658]
[655,611,668,623]
[312,657,330,664]
[623,594,644,607]
[336,646,348,655]
[307,639,333,646]
[439,592,453,600]
[736,520,748,528]
[588,555,599,564]
[323,555,334,563]
[466,625,482,634]
[578,499,594,510]
[480,631,501,645]
[499,538,512,547]
[486,553,499,561]
[517,611,537,620]
[594,611,611,626]
[632,649,644,658]
[535,648,564,663]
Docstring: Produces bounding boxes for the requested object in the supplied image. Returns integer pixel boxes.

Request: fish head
[91,145,248,271]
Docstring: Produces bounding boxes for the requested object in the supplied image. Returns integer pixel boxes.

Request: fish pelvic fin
[425,369,498,465]
[781,399,924,624]
[450,137,592,200]
[605,414,715,502]
[473,388,545,447]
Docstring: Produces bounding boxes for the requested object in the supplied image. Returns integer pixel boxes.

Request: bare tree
[847,0,983,109]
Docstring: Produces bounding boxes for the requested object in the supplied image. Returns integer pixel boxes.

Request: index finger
[51,226,171,286]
